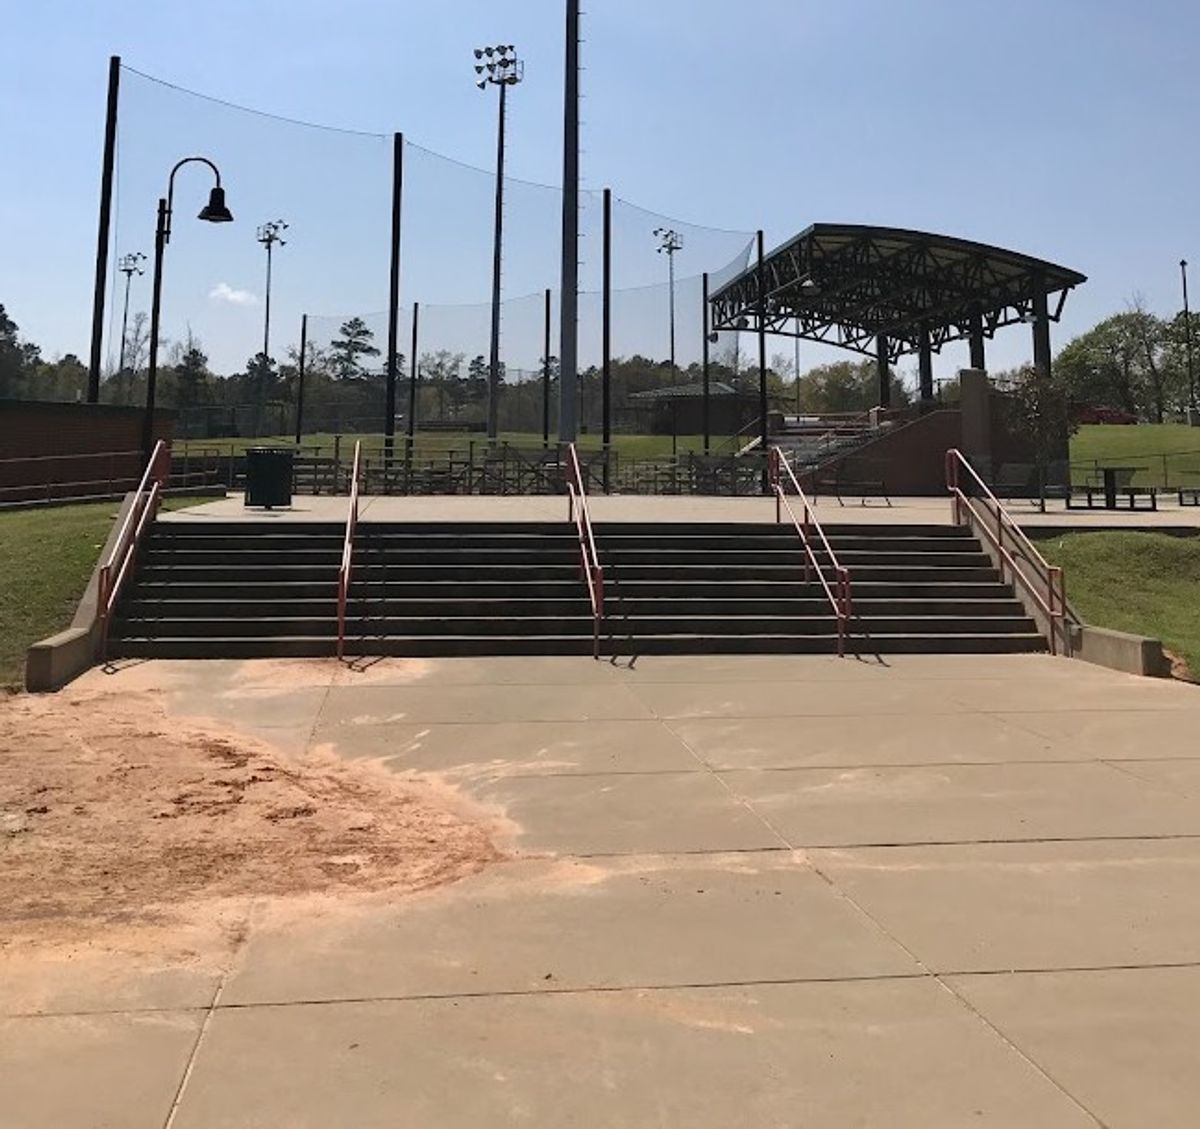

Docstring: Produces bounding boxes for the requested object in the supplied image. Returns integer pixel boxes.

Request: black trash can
[244,447,294,508]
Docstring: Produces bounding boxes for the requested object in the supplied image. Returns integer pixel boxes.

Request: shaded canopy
[709,224,1087,362]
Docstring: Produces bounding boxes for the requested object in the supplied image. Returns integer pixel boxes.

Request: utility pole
[655,227,684,384]
[474,44,523,443]
[116,252,146,379]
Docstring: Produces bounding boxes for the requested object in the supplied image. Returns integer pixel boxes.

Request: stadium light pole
[475,43,523,443]
[144,156,233,460]
[256,220,287,364]
[655,227,684,385]
[116,251,146,379]
[1182,259,1196,422]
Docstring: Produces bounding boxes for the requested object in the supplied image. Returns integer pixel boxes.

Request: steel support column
[918,322,934,405]
[876,333,890,408]
[968,306,986,372]
[1031,278,1052,384]
[542,288,552,448]
[602,187,612,456]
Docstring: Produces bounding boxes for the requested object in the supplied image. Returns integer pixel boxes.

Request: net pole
[602,188,612,483]
[295,314,307,444]
[488,83,507,444]
[702,271,710,455]
[385,132,404,459]
[757,229,768,494]
[405,300,419,489]
[542,288,551,449]
[557,0,580,443]
[88,55,121,403]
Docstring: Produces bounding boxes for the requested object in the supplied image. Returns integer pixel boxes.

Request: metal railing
[96,441,172,657]
[768,446,852,655]
[336,441,364,660]
[946,448,1072,656]
[565,443,605,659]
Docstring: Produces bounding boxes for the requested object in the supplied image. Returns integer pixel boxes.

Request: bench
[814,456,891,507]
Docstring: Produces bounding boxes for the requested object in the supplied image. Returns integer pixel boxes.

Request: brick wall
[0,400,175,501]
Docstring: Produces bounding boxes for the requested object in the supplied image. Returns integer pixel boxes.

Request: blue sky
[3,0,1198,380]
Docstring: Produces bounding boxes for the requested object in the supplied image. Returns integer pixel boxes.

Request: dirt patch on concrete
[0,686,502,947]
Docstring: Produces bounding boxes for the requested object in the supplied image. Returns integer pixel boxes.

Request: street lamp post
[144,156,233,459]
[474,43,523,443]
[116,252,146,380]
[1182,259,1196,423]
[655,227,684,385]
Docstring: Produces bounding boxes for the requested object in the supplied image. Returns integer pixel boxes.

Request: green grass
[1036,531,1200,679]
[0,498,196,692]
[174,432,720,460]
[1069,424,1200,486]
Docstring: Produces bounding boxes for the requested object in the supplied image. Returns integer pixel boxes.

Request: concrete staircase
[109,520,597,658]
[596,521,1044,655]
[110,518,1044,659]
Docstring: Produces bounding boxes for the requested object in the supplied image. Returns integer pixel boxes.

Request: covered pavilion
[708,224,1087,412]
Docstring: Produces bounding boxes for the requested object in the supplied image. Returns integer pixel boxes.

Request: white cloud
[208,282,258,307]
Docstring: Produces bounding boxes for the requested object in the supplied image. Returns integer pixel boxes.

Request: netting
[102,64,755,446]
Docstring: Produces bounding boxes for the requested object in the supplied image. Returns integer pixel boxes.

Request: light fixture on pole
[116,251,146,379]
[144,156,233,459]
[474,42,523,442]
[1182,259,1196,423]
[256,219,287,364]
[655,227,684,386]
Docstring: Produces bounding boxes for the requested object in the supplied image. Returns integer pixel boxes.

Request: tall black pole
[487,82,507,443]
[918,322,934,405]
[558,0,580,443]
[263,242,274,362]
[143,197,168,461]
[386,132,404,456]
[757,229,769,493]
[701,271,711,455]
[295,314,307,444]
[668,245,677,385]
[542,288,552,448]
[602,188,612,455]
[407,301,420,440]
[88,55,120,404]
[1182,259,1196,418]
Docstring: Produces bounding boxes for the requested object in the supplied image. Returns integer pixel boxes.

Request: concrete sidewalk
[5,654,1200,1126]
[165,490,1200,530]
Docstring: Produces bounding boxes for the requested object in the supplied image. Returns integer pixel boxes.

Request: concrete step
[599,549,992,568]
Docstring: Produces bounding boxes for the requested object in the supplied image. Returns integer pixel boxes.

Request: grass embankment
[1036,531,1200,679]
[1069,424,1200,486]
[0,499,194,691]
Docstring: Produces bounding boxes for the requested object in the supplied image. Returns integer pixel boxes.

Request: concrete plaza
[4,652,1200,1126]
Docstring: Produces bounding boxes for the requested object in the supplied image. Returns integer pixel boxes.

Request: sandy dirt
[0,684,502,950]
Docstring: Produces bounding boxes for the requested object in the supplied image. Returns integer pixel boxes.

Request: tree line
[2,299,1196,435]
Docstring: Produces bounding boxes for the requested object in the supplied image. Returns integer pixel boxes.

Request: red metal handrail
[336,441,364,660]
[565,443,605,659]
[768,446,852,656]
[945,448,1071,656]
[96,440,172,657]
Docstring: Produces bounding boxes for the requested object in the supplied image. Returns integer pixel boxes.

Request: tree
[0,304,42,398]
[466,355,488,405]
[1005,363,1076,504]
[172,331,210,410]
[329,317,380,380]
[419,350,465,420]
[245,352,278,435]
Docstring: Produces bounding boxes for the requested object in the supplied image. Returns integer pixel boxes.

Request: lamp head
[198,185,233,224]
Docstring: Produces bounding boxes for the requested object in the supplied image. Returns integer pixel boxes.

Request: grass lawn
[0,498,195,692]
[174,432,724,460]
[1070,424,1200,486]
[1035,531,1200,679]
